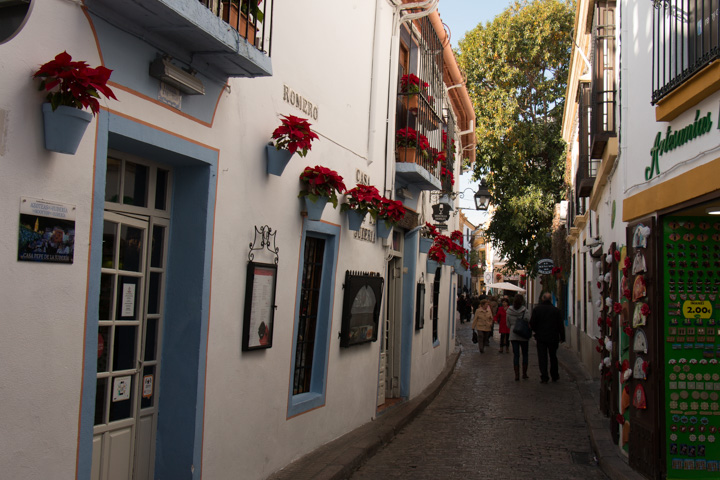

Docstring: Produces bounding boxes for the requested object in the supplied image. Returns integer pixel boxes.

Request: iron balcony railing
[395,16,446,186]
[577,83,600,198]
[652,0,720,104]
[199,0,273,55]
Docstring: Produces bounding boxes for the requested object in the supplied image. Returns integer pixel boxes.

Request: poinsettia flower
[428,244,446,263]
[272,115,319,157]
[450,230,463,242]
[299,165,346,207]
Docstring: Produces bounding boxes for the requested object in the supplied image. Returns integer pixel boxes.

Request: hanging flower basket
[419,236,433,254]
[376,220,392,239]
[346,209,366,231]
[33,51,116,155]
[427,258,440,272]
[42,104,92,154]
[266,144,294,176]
[303,195,328,221]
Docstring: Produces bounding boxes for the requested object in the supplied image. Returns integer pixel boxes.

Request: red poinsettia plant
[396,127,430,155]
[299,165,347,208]
[428,244,446,263]
[399,74,429,95]
[376,197,407,227]
[271,114,319,157]
[450,230,463,243]
[33,51,117,115]
[442,130,456,156]
[440,166,455,186]
[341,184,382,217]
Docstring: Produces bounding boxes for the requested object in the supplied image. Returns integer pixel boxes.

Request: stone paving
[349,322,609,480]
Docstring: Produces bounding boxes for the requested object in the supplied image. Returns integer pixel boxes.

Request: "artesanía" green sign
[646,110,715,180]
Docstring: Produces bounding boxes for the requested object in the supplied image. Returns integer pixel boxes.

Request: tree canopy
[457,0,574,274]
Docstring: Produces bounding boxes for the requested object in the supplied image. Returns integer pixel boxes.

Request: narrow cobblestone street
[350,322,609,480]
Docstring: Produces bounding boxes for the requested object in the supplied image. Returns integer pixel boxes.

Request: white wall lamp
[149,55,205,95]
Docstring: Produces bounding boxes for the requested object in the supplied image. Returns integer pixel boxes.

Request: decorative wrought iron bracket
[248,225,279,264]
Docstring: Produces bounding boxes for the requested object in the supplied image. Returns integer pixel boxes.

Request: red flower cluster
[396,127,429,153]
[428,244,446,263]
[272,114,319,157]
[614,250,621,262]
[440,167,454,185]
[450,230,463,243]
[442,130,456,155]
[34,51,117,115]
[342,184,381,215]
[299,165,347,208]
[640,303,651,316]
[377,197,406,225]
[399,74,429,94]
[430,234,467,263]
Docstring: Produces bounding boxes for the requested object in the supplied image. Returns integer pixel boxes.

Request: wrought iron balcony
[652,0,720,104]
[590,0,617,158]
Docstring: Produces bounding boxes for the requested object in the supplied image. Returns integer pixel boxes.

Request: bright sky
[436,0,515,227]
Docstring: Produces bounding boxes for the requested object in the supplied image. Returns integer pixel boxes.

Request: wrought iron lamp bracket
[248,225,279,264]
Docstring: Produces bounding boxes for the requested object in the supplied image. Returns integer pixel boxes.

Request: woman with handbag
[507,294,532,380]
[495,297,510,353]
[471,298,494,353]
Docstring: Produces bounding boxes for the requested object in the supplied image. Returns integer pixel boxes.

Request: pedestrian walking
[471,298,493,354]
[494,297,510,353]
[507,294,531,380]
[530,292,566,383]
[487,295,498,346]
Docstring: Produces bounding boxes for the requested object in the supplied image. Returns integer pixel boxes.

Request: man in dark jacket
[530,292,565,383]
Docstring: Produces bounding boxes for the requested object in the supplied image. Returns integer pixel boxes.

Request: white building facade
[0,1,475,479]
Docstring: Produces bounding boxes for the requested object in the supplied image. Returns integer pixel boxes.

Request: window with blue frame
[288,223,339,417]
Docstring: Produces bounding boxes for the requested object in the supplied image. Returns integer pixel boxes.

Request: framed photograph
[242,261,277,351]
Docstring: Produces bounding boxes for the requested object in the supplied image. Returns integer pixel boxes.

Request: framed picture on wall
[242,261,277,351]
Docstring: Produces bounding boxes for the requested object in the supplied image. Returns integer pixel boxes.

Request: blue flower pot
[376,220,392,239]
[419,237,432,254]
[443,256,454,266]
[266,144,294,176]
[304,195,328,221]
[346,209,366,231]
[427,259,440,272]
[42,104,92,155]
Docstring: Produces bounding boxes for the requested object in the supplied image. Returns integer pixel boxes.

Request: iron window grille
[591,0,617,158]
[576,83,600,199]
[292,236,325,395]
[652,0,720,104]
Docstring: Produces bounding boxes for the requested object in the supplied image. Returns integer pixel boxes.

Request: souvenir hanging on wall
[633,302,647,327]
[633,356,647,380]
[632,250,647,275]
[633,384,648,409]
[633,328,648,354]
[632,275,647,302]
[633,223,651,248]
[622,386,631,413]
[622,420,631,444]
[621,301,630,326]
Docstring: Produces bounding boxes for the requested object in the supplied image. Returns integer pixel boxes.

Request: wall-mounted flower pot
[266,144,294,176]
[427,259,440,272]
[403,94,419,115]
[376,220,392,239]
[346,209,366,231]
[419,237,433,254]
[304,195,328,221]
[443,255,454,266]
[42,104,92,155]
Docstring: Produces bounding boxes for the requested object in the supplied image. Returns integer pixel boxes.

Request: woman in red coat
[495,298,510,353]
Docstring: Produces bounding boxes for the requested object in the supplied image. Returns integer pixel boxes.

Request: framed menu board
[242,262,277,351]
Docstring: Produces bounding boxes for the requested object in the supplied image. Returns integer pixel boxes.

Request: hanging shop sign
[646,109,716,180]
[17,197,76,264]
[537,258,554,275]
[283,84,318,120]
[432,202,451,223]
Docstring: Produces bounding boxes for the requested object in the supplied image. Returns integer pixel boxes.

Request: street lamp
[474,179,491,211]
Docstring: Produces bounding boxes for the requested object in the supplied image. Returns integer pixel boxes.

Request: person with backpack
[506,294,531,380]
